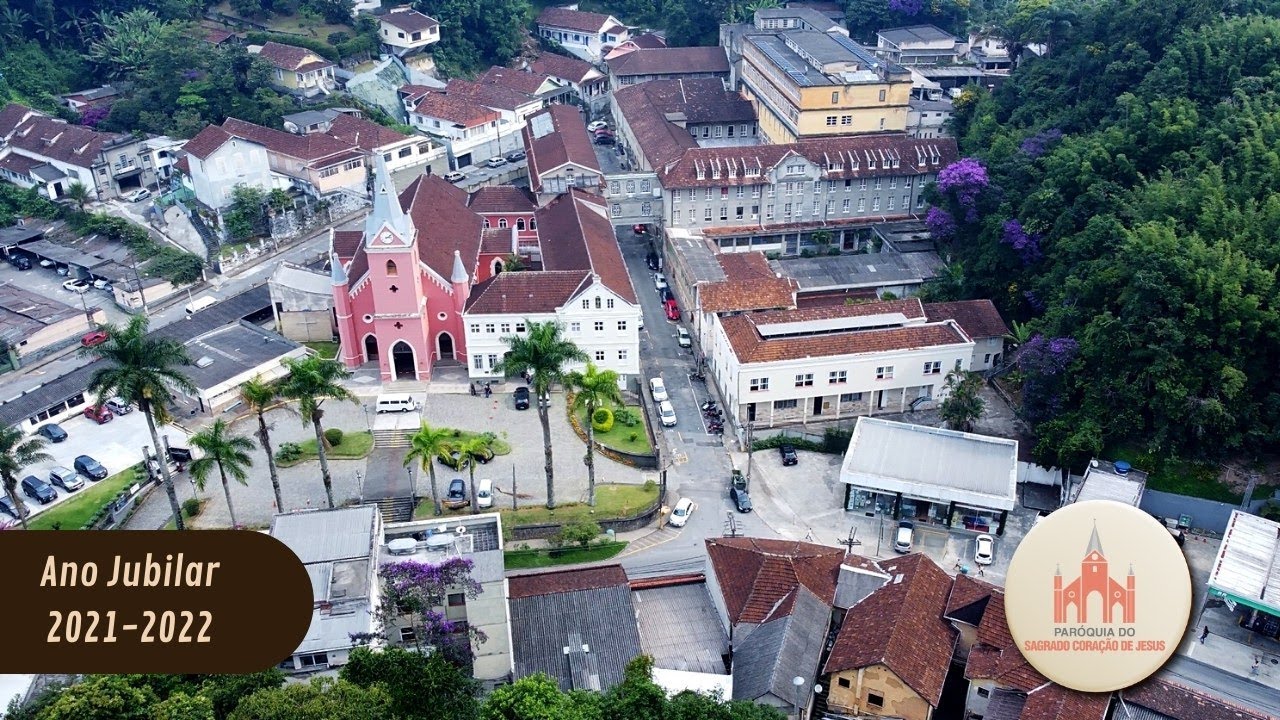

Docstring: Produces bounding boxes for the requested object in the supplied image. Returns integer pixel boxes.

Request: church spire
[1086,521,1103,556]
[329,251,346,285]
[450,249,469,284]
[364,154,415,243]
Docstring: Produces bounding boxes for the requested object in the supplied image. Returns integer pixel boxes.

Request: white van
[184,296,217,315]
[375,394,417,413]
[477,479,493,509]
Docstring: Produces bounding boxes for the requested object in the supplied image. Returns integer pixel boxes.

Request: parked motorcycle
[700,400,718,411]
[689,371,705,382]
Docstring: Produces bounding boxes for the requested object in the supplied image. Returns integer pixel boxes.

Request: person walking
[1250,657,1261,676]
[484,383,492,398]
[469,382,477,397]
[1200,626,1210,644]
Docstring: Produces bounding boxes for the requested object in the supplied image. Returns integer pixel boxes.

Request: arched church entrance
[364,334,378,363]
[438,332,455,361]
[391,341,417,380]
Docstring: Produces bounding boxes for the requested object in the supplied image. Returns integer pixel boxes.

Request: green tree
[88,8,166,79]
[152,691,215,720]
[480,674,601,720]
[940,370,986,432]
[228,677,393,720]
[565,363,621,507]
[225,184,269,241]
[188,418,256,529]
[452,434,495,514]
[279,355,355,509]
[64,181,91,210]
[405,422,452,515]
[494,320,587,509]
[198,670,286,719]
[340,646,481,720]
[0,424,51,530]
[38,675,158,720]
[240,376,289,513]
[83,316,195,530]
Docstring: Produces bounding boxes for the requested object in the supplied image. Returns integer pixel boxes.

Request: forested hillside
[936,0,1280,467]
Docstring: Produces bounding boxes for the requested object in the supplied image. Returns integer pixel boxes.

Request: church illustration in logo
[1052,523,1135,624]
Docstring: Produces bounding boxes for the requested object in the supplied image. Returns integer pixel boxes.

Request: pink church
[331,159,495,381]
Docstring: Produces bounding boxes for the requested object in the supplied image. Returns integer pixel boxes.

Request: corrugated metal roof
[1208,511,1280,614]
[840,417,1019,510]
[1073,468,1145,506]
[270,505,378,564]
[509,582,642,691]
[632,583,728,674]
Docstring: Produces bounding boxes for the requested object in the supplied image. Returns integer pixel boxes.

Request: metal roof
[509,582,642,691]
[731,586,828,702]
[1072,466,1146,506]
[182,320,302,392]
[270,505,379,564]
[1207,511,1280,615]
[771,250,944,291]
[632,582,728,675]
[840,417,1019,511]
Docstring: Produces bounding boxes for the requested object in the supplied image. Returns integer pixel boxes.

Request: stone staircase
[373,427,412,448]
[373,495,416,523]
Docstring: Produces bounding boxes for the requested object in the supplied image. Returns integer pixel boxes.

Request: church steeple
[1086,521,1103,556]
[329,251,347,285]
[364,155,415,247]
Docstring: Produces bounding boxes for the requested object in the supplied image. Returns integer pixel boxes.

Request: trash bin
[606,529,615,542]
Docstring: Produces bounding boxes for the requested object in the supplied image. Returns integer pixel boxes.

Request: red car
[664,298,680,321]
[83,405,113,424]
[633,224,648,235]
[80,330,109,347]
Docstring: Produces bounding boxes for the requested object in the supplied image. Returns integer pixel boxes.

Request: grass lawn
[1105,443,1237,502]
[439,429,513,456]
[27,466,142,530]
[573,404,654,455]
[504,541,627,570]
[302,340,340,358]
[278,430,375,467]
[413,482,658,522]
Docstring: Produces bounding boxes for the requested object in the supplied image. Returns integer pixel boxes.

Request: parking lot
[452,155,528,190]
[0,257,129,327]
[7,407,188,520]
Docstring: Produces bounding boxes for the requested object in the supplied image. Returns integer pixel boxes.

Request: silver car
[49,466,85,491]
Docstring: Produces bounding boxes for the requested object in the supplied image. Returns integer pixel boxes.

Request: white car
[123,188,151,203]
[62,279,92,293]
[649,377,669,402]
[658,400,677,427]
[974,534,995,565]
[676,327,692,348]
[587,120,609,132]
[654,273,667,292]
[668,497,693,528]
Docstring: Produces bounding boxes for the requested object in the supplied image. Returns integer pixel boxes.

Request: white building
[179,125,275,210]
[379,7,440,56]
[874,25,960,66]
[707,297,974,427]
[536,6,630,63]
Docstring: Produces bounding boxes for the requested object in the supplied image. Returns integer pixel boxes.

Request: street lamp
[792,676,805,720]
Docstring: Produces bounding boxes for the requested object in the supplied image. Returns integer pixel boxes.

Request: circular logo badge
[1004,500,1191,692]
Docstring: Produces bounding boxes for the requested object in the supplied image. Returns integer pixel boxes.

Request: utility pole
[744,422,755,485]
[512,464,517,510]
[838,526,861,555]
[724,512,740,538]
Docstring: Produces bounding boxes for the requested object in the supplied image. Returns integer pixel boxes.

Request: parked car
[664,298,680,321]
[659,287,673,303]
[55,265,69,276]
[73,455,109,481]
[123,188,152,203]
[505,150,526,162]
[486,156,507,169]
[444,171,466,183]
[7,253,31,270]
[63,278,92,293]
[632,224,648,235]
[21,475,57,504]
[443,478,469,509]
[729,485,753,513]
[587,120,609,132]
[39,258,55,268]
[93,278,111,290]
[36,423,68,443]
[676,327,692,348]
[80,330,109,347]
[894,520,915,553]
[593,135,615,145]
[648,377,668,402]
[49,466,86,491]
[653,273,667,291]
[778,444,798,466]
[658,400,677,427]
[974,534,995,565]
[592,127,614,137]
[513,386,530,410]
[477,479,493,509]
[104,397,133,415]
[83,405,113,424]
[0,495,29,520]
[668,497,694,527]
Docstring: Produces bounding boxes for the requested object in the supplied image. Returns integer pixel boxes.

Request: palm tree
[189,419,255,529]
[278,355,355,509]
[64,182,91,210]
[565,363,621,507]
[0,426,51,530]
[84,315,195,530]
[405,423,453,516]
[240,376,289,513]
[941,370,986,432]
[453,435,496,514]
[0,8,31,43]
[494,321,587,509]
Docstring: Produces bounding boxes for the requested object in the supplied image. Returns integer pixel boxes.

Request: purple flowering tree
[937,157,989,222]
[1018,335,1079,423]
[1019,128,1063,159]
[368,557,487,667]
[79,105,111,128]
[1001,219,1043,265]
[926,206,956,238]
[889,0,924,14]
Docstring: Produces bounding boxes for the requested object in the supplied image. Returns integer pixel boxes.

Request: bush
[558,520,602,547]
[182,498,202,518]
[275,442,303,463]
[823,427,853,453]
[752,434,824,453]
[324,427,344,447]
[613,406,639,427]
[591,407,614,433]
[629,432,639,443]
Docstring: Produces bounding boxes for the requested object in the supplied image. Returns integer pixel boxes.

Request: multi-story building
[253,41,337,98]
[378,7,440,57]
[706,297,974,427]
[521,104,604,200]
[874,25,960,66]
[907,96,953,138]
[612,77,759,170]
[528,54,611,117]
[606,47,731,92]
[402,84,504,169]
[536,6,629,63]
[659,134,955,254]
[724,10,913,143]
[479,67,573,108]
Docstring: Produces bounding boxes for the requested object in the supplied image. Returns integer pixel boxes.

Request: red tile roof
[222,117,357,164]
[612,79,753,169]
[6,115,128,169]
[824,553,956,706]
[480,66,559,96]
[479,227,512,254]
[924,300,1009,340]
[332,230,363,260]
[204,28,235,44]
[445,78,538,113]
[522,104,602,193]
[0,103,37,136]
[325,113,412,152]
[0,153,40,176]
[699,252,797,313]
[704,537,843,624]
[535,190,636,304]
[529,54,599,84]
[659,134,958,186]
[629,33,667,49]
[1018,684,1110,720]
[411,90,501,128]
[400,174,484,282]
[537,6,616,33]
[380,8,439,33]
[465,270,592,314]
[945,573,1000,618]
[256,41,333,72]
[181,124,234,160]
[507,564,628,599]
[1121,678,1273,720]
[468,186,537,214]
[965,591,1049,692]
[607,47,730,77]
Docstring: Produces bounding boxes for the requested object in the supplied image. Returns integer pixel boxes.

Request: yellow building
[727,12,912,143]
[255,41,336,98]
